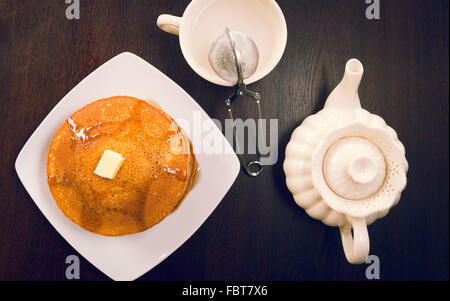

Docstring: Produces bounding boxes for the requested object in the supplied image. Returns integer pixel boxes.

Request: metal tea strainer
[208,28,264,177]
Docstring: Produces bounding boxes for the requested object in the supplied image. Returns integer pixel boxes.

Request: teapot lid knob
[348,155,378,184]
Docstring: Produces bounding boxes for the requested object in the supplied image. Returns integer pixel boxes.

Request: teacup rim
[178,0,288,87]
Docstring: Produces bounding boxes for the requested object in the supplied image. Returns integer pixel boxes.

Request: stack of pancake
[47,96,196,236]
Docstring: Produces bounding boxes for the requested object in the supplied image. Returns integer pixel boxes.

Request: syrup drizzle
[67,117,103,146]
[162,166,186,181]
[158,128,191,182]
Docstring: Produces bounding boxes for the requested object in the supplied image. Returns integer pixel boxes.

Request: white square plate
[15,52,240,280]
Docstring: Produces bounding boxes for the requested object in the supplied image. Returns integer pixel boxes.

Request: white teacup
[157,0,287,86]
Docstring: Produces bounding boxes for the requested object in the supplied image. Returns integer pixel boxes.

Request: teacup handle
[157,14,181,36]
[339,216,370,264]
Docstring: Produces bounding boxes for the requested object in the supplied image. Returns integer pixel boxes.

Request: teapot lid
[323,137,386,200]
[311,119,408,218]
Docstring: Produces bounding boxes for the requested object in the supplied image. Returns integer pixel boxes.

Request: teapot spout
[324,59,364,110]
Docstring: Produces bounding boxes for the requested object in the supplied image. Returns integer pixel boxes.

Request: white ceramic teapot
[283,59,408,264]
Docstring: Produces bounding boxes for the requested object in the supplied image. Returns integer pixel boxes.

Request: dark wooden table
[0,0,448,281]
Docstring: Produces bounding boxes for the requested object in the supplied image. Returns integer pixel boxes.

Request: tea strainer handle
[225,94,263,177]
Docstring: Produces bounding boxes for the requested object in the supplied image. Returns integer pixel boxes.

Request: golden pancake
[47,96,196,236]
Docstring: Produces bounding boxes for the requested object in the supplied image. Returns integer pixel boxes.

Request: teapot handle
[339,216,370,264]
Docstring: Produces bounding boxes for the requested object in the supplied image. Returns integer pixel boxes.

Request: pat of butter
[94,150,125,179]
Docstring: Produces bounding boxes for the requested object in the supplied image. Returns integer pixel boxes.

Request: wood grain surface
[0,0,448,281]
